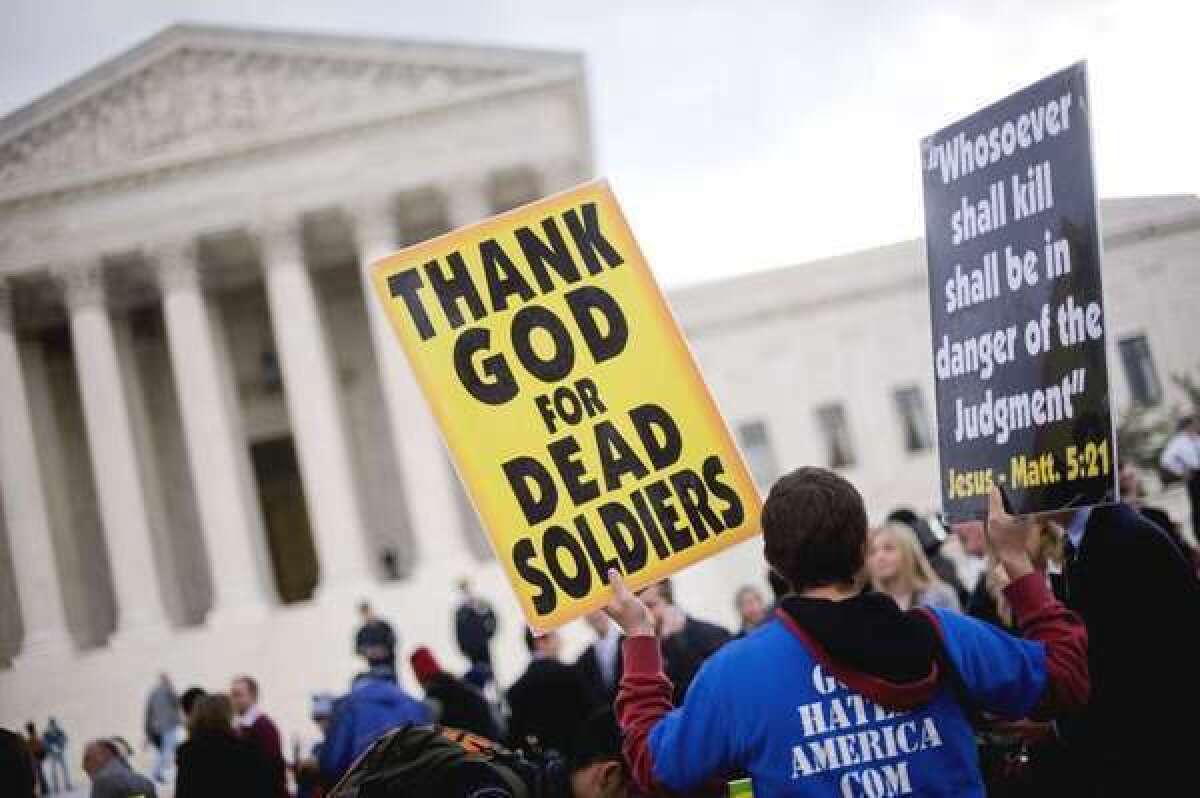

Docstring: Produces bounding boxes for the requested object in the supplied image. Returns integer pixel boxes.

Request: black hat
[565,709,623,773]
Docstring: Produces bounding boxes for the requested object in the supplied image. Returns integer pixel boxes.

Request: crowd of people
[2,446,1198,796]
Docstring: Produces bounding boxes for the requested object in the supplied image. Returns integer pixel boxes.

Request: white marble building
[1,23,1197,775]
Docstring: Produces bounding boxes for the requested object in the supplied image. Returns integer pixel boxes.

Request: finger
[987,486,1009,522]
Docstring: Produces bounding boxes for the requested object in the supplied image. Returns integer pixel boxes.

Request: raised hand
[603,569,656,638]
[985,487,1035,580]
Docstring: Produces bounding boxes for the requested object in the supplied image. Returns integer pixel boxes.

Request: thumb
[987,486,1009,522]
[607,569,632,602]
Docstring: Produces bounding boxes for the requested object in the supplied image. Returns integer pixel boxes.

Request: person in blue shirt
[319,666,432,783]
[605,468,1089,797]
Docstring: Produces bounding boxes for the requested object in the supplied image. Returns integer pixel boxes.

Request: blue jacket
[319,676,431,781]
[619,574,1087,797]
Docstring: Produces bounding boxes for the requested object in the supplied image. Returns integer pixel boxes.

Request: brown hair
[190,693,236,736]
[762,467,868,592]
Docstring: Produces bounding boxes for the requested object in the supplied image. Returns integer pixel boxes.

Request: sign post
[920,62,1117,521]
[372,180,761,629]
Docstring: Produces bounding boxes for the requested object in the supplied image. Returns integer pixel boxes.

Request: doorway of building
[250,437,319,604]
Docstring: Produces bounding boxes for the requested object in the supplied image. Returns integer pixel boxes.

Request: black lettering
[703,455,745,527]
[630,403,683,470]
[547,436,601,506]
[630,489,671,560]
[594,420,649,490]
[575,377,607,416]
[512,305,575,383]
[515,217,582,292]
[426,253,487,330]
[455,328,518,405]
[645,479,693,553]
[480,238,535,312]
[565,285,628,364]
[387,269,435,340]
[670,468,725,541]
[512,537,556,615]
[563,202,624,274]
[574,515,619,584]
[543,525,592,599]
[502,455,557,524]
[598,501,649,573]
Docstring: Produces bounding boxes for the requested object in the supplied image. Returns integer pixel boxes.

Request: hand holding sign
[603,569,655,638]
[984,487,1035,580]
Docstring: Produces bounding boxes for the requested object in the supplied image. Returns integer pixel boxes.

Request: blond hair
[869,523,940,594]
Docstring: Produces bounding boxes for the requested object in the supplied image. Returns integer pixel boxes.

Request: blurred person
[1051,494,1200,794]
[410,645,501,739]
[179,686,207,725]
[354,600,397,676]
[106,737,134,762]
[296,693,335,798]
[733,585,769,637]
[636,578,731,702]
[575,610,623,707]
[143,673,182,784]
[1120,461,1198,570]
[1160,414,1200,534]
[324,708,634,798]
[606,469,1088,797]
[230,674,288,798]
[1,727,38,798]
[319,663,432,783]
[507,627,595,754]
[868,522,962,611]
[455,578,498,689]
[951,517,990,590]
[25,720,48,794]
[82,738,157,798]
[43,716,71,792]
[887,507,970,607]
[176,693,272,798]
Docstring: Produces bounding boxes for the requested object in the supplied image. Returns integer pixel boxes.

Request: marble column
[59,262,169,637]
[0,281,73,656]
[350,198,464,566]
[256,219,372,594]
[154,242,272,620]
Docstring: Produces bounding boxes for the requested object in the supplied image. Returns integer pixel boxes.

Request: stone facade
[1,23,1197,781]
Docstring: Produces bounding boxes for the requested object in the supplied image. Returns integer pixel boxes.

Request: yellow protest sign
[371,180,761,629]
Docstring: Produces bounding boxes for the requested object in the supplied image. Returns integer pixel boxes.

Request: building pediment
[0,24,580,198]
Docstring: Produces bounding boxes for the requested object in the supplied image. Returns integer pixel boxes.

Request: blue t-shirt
[645,610,1047,797]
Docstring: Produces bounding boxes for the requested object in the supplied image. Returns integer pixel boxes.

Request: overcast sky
[2,0,1196,288]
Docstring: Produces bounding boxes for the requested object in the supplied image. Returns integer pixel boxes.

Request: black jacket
[1057,502,1200,794]
[506,659,595,754]
[425,672,500,740]
[175,732,273,798]
[660,616,731,702]
[574,638,624,709]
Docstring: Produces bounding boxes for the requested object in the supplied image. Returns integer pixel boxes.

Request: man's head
[457,577,472,596]
[82,739,120,779]
[180,686,207,723]
[524,627,561,660]
[566,710,632,798]
[762,467,868,592]
[358,600,374,622]
[636,578,676,628]
[584,610,612,639]
[311,693,335,734]
[952,519,988,557]
[1119,462,1142,499]
[229,675,258,715]
[191,694,236,737]
[734,585,767,629]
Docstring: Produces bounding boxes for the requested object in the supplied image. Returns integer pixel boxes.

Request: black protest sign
[920,62,1117,520]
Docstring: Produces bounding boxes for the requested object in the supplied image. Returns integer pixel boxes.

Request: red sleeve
[1003,572,1089,717]
[257,717,284,760]
[614,635,674,794]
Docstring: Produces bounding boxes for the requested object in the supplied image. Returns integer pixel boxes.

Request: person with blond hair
[868,522,962,611]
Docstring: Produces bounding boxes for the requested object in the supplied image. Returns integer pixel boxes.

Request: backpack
[327,725,566,798]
